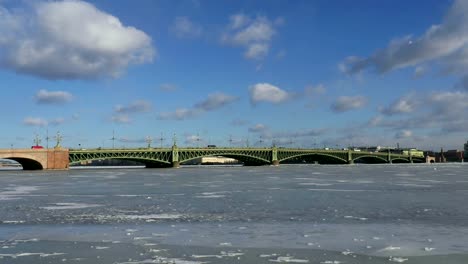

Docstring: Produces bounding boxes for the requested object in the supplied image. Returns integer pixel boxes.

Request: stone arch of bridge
[180,153,270,165]
[69,157,171,168]
[279,153,348,164]
[2,157,44,170]
[352,155,388,164]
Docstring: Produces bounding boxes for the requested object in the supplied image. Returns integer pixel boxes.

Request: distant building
[201,156,239,164]
[432,148,464,163]
[444,150,464,162]
[401,148,425,158]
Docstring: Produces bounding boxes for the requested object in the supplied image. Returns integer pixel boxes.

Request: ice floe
[40,203,102,210]
[269,256,309,263]
[389,256,408,262]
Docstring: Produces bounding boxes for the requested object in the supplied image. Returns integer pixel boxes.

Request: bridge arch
[352,155,388,164]
[69,157,172,168]
[180,153,270,165]
[279,153,348,164]
[390,157,410,163]
[1,157,44,170]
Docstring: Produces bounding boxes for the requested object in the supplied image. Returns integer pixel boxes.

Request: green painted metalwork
[69,147,425,167]
[171,145,179,163]
[69,149,172,166]
[271,146,278,162]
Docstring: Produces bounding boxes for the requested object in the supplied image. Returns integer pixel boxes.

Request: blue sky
[1,0,467,150]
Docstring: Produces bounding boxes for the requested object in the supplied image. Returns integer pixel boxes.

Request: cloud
[23,117,48,127]
[111,114,131,124]
[184,134,203,145]
[49,117,65,126]
[380,96,416,115]
[339,0,468,88]
[248,123,268,133]
[170,16,202,38]
[118,137,145,143]
[158,108,200,120]
[331,96,367,112]
[222,13,279,60]
[231,118,249,126]
[158,92,237,120]
[159,83,178,92]
[34,89,73,104]
[395,130,413,139]
[194,93,238,111]
[304,84,326,97]
[372,91,468,135]
[115,100,152,114]
[413,66,426,79]
[0,0,154,80]
[249,83,291,104]
[274,128,327,138]
[23,116,65,127]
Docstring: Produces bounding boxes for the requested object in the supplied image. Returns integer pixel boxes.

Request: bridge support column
[347,150,354,165]
[387,150,392,164]
[271,146,279,166]
[171,144,180,168]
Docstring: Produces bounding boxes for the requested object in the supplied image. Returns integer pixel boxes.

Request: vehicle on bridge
[31,145,44,149]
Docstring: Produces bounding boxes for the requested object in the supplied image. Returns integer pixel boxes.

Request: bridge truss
[69,146,425,168]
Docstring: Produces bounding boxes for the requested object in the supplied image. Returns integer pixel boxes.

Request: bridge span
[0,145,425,170]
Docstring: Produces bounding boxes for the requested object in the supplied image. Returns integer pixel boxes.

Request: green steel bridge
[69,146,425,168]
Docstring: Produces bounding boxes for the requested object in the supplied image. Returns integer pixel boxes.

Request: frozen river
[1,164,468,263]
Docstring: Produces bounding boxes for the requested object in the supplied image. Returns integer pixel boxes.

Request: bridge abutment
[0,149,69,170]
[271,160,279,166]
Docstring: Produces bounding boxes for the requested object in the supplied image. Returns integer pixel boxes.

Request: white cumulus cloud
[222,13,279,60]
[380,96,416,115]
[34,89,73,104]
[248,123,268,133]
[23,117,48,127]
[0,0,154,80]
[249,83,290,104]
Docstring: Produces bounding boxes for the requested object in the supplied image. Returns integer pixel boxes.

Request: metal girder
[69,149,172,165]
[277,149,348,163]
[178,148,271,164]
[69,147,420,166]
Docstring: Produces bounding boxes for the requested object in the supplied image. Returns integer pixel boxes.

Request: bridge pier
[347,150,354,164]
[172,144,180,168]
[271,146,279,166]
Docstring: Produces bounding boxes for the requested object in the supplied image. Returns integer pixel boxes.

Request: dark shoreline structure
[465,140,468,161]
